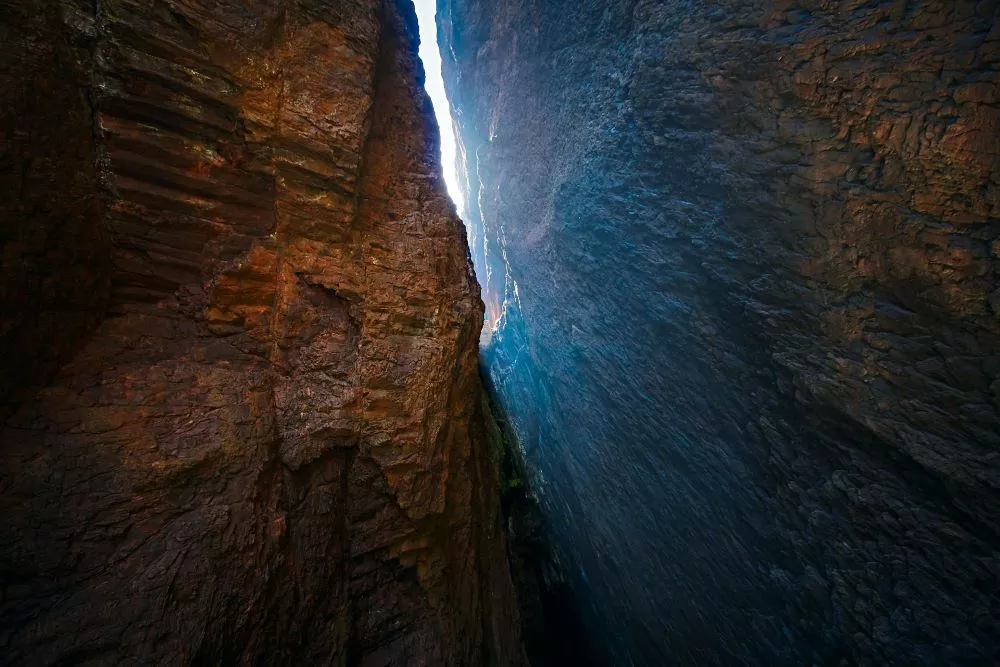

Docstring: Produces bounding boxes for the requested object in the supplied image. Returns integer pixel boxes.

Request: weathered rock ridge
[440,0,999,664]
[0,0,523,664]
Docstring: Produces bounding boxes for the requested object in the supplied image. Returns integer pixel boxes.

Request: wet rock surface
[0,0,523,664]
[439,0,1000,664]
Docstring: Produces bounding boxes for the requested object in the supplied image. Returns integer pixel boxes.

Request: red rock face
[0,0,523,664]
[743,0,999,503]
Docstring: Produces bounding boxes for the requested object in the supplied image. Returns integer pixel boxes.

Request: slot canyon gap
[0,0,998,666]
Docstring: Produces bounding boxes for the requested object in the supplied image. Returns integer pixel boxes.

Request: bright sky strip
[413,0,465,212]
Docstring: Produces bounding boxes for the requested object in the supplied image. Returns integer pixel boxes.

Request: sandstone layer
[0,0,522,664]
[440,0,999,664]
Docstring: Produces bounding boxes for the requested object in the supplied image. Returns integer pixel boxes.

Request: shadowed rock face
[0,0,523,664]
[439,0,999,664]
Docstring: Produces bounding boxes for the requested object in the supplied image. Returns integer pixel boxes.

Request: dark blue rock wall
[438,0,1000,664]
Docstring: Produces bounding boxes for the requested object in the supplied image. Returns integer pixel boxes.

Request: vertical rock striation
[440,0,999,664]
[0,0,523,664]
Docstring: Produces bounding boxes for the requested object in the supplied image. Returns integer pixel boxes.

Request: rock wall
[0,0,523,664]
[439,0,999,664]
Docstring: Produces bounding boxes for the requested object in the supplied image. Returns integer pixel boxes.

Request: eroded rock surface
[0,0,522,664]
[440,0,999,664]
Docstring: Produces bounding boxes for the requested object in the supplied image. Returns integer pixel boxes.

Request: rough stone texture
[440,0,999,664]
[0,0,523,664]
[0,0,110,420]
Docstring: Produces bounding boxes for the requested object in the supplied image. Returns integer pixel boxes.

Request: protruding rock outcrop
[440,0,999,664]
[0,1,523,664]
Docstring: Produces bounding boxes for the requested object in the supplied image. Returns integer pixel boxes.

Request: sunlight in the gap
[413,0,465,212]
